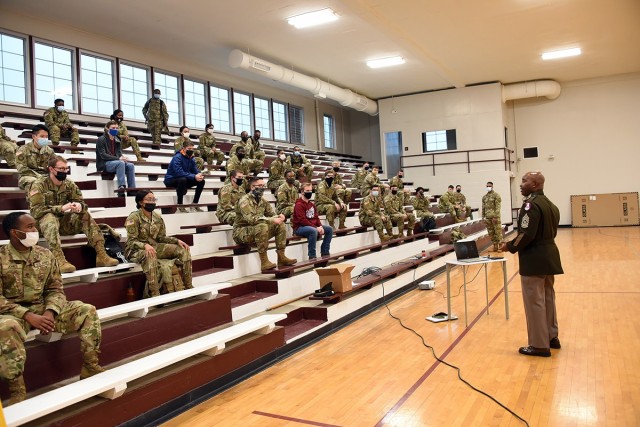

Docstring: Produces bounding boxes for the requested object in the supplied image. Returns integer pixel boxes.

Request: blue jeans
[104,160,136,188]
[295,225,333,258]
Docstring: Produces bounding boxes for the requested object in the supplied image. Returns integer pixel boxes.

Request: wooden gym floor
[163,227,640,427]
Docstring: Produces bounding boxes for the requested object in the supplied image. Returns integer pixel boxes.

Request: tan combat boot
[80,351,105,379]
[7,375,26,406]
[136,154,145,162]
[378,231,391,243]
[407,227,414,237]
[277,249,297,267]
[54,249,77,273]
[338,220,347,230]
[259,251,277,270]
[95,246,119,267]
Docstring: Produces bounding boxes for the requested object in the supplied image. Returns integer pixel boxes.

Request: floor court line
[252,410,343,427]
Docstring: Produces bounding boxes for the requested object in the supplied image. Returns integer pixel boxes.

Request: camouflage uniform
[288,153,313,182]
[316,180,347,229]
[230,141,262,174]
[333,171,353,206]
[0,124,17,167]
[389,175,411,205]
[249,136,266,164]
[43,107,79,148]
[217,182,245,225]
[383,192,415,236]
[438,191,457,220]
[225,156,253,192]
[0,244,101,381]
[351,166,369,192]
[267,158,290,191]
[117,121,143,161]
[15,142,55,192]
[142,98,168,145]
[362,172,382,198]
[412,195,435,220]
[174,136,205,171]
[198,133,225,167]
[450,227,467,243]
[125,209,192,296]
[359,194,392,238]
[482,189,503,247]
[233,193,287,252]
[276,182,298,218]
[453,191,472,221]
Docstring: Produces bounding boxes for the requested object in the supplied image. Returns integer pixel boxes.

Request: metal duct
[229,49,379,116]
[502,80,561,102]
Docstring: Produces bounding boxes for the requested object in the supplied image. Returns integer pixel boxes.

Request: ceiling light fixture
[367,56,405,69]
[541,47,582,61]
[287,8,339,29]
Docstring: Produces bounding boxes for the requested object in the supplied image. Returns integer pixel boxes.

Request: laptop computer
[453,241,486,263]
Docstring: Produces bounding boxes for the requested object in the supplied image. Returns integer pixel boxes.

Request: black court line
[253,410,343,427]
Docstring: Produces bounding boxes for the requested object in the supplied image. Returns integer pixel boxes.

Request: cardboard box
[571,192,639,227]
[315,264,355,293]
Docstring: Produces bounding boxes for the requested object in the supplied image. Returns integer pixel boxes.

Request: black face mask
[398,174,403,178]
[391,190,398,195]
[304,191,313,200]
[254,135,260,141]
[333,167,339,172]
[55,171,67,181]
[456,189,461,193]
[185,150,194,157]
[116,117,123,122]
[235,178,244,186]
[286,178,295,185]
[251,188,264,200]
[241,136,248,142]
[237,153,245,160]
[325,177,333,186]
[143,203,156,212]
[364,166,370,170]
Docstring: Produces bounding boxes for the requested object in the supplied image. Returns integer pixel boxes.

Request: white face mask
[371,191,379,197]
[279,154,286,160]
[486,187,493,192]
[56,105,65,112]
[16,230,39,248]
[207,128,214,135]
[182,132,190,138]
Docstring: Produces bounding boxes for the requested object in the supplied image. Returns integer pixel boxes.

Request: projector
[418,280,435,290]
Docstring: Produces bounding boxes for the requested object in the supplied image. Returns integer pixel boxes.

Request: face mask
[237,153,245,160]
[153,93,160,99]
[207,128,214,134]
[279,154,286,161]
[391,190,398,195]
[371,191,379,197]
[241,136,248,142]
[364,166,369,170]
[116,117,123,122]
[486,187,493,192]
[325,177,334,186]
[108,128,119,136]
[333,167,339,172]
[55,171,67,181]
[254,135,260,141]
[398,174,404,178]
[294,151,300,156]
[456,189,461,193]
[15,230,39,248]
[286,177,295,185]
[182,132,190,138]
[56,105,65,112]
[235,177,244,186]
[304,191,313,200]
[185,150,194,157]
[251,188,264,200]
[143,203,156,212]
[37,138,50,147]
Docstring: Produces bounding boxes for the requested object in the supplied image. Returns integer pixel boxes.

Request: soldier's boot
[54,249,77,273]
[327,213,336,230]
[378,230,391,243]
[277,249,297,267]
[7,375,26,406]
[136,152,145,162]
[494,242,504,252]
[80,351,105,379]
[259,251,277,270]
[338,219,347,229]
[95,246,119,267]
[406,226,414,237]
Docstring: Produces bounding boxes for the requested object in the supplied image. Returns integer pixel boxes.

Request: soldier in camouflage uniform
[268,150,290,192]
[412,186,435,223]
[362,166,385,198]
[142,89,168,145]
[438,185,458,220]
[331,161,352,206]
[225,147,253,192]
[250,129,266,165]
[43,99,80,151]
[15,124,55,192]
[198,124,226,169]
[28,156,119,273]
[0,124,17,168]
[482,181,503,251]
[450,227,467,243]
[111,109,144,161]
[276,170,298,219]
[175,126,205,172]
[230,131,262,174]
[125,191,193,297]
[454,185,472,221]
[0,212,104,405]
[384,185,415,237]
[351,162,370,193]
[233,177,297,270]
[389,169,411,205]
[359,184,393,242]
[288,146,313,182]
[217,170,246,226]
[316,170,348,230]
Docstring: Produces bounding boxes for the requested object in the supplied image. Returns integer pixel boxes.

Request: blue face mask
[108,128,119,136]
[37,138,50,147]
[153,93,160,99]
[294,151,300,156]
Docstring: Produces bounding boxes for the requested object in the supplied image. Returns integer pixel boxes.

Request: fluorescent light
[542,48,581,60]
[287,8,339,29]
[366,56,405,69]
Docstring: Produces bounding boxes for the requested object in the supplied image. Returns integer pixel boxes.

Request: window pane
[323,114,335,149]
[210,85,230,133]
[288,105,304,144]
[3,52,24,71]
[184,79,206,129]
[120,63,148,120]
[153,71,180,125]
[2,34,24,55]
[254,97,271,139]
[233,92,252,135]
[273,101,288,141]
[35,42,75,109]
[422,129,456,152]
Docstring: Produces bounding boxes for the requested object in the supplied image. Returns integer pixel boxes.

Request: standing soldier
[230,131,262,174]
[276,170,298,220]
[198,124,226,171]
[268,150,290,192]
[384,185,415,237]
[316,170,348,230]
[217,170,245,226]
[233,177,297,270]
[43,98,80,152]
[142,88,168,145]
[175,126,205,172]
[453,184,472,221]
[331,161,353,207]
[482,181,503,251]
[359,184,393,242]
[16,124,55,192]
[351,162,370,193]
[110,109,144,161]
[288,146,313,182]
[0,124,18,167]
[29,156,120,273]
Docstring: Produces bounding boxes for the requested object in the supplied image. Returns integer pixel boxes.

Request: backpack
[418,216,437,233]
[98,223,127,263]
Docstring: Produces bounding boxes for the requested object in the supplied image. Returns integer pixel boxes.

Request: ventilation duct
[229,49,378,116]
[502,80,561,102]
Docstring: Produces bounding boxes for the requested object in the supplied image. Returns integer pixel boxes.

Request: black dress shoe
[550,337,561,349]
[314,282,333,293]
[519,346,551,357]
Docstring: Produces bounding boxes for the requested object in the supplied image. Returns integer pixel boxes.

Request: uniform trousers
[520,275,558,349]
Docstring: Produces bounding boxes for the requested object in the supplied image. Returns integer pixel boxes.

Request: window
[253,97,271,139]
[120,63,148,121]
[184,79,206,129]
[210,85,231,133]
[0,32,27,105]
[289,105,304,144]
[233,91,252,135]
[273,101,288,141]
[34,41,74,109]
[323,114,335,149]
[153,71,180,126]
[421,129,457,152]
[80,53,114,116]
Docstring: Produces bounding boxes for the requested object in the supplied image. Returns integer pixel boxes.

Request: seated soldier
[125,191,193,297]
[438,185,458,220]
[175,126,206,173]
[110,109,144,161]
[233,177,297,270]
[198,124,225,170]
[384,185,416,237]
[250,129,266,165]
[0,124,18,167]
[288,146,313,182]
[293,182,333,259]
[29,156,119,273]
[268,149,290,192]
[362,165,386,198]
[331,161,353,206]
[0,212,105,405]
[351,161,370,193]
[453,184,472,221]
[164,141,205,213]
[389,169,411,205]
[43,98,80,152]
[316,170,348,230]
[359,184,393,242]
[225,146,253,191]
[96,120,136,196]
[230,131,262,174]
[412,186,436,232]
[15,124,55,192]
[217,170,246,226]
[276,170,298,220]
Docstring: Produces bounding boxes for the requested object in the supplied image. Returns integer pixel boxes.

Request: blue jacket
[164,152,199,183]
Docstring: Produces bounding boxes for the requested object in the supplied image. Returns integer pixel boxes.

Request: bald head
[520,171,545,196]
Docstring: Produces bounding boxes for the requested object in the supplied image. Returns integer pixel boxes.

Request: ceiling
[2,0,640,100]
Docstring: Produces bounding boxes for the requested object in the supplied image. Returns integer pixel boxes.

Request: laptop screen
[453,241,480,260]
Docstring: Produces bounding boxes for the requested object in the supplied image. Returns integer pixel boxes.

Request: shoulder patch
[524,202,531,211]
[29,190,39,196]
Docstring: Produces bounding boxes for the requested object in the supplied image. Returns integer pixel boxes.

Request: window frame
[152,68,182,126]
[253,95,272,140]
[209,84,232,135]
[0,29,30,107]
[232,89,253,136]
[118,60,151,122]
[78,49,116,117]
[183,76,209,131]
[421,129,457,153]
[33,38,77,111]
[288,104,304,145]
[272,100,289,142]
[323,113,336,149]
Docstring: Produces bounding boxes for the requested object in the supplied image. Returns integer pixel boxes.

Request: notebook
[453,241,486,263]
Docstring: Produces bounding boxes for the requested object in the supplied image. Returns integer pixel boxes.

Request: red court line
[253,410,343,427]
[374,270,520,427]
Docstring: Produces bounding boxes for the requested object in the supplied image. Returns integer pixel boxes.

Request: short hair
[448,185,454,189]
[285,169,295,177]
[153,88,161,93]
[398,169,404,173]
[324,169,335,176]
[135,190,154,209]
[301,182,313,190]
[277,149,285,155]
[415,186,424,193]
[371,185,381,190]
[48,155,67,168]
[54,98,64,104]
[206,123,214,129]
[110,109,123,121]
[254,129,261,134]
[248,176,262,186]
[32,124,50,136]
[293,146,301,151]
[236,146,245,153]
[183,140,195,148]
[456,184,461,188]
[487,181,494,186]
[179,125,189,133]
[2,211,28,237]
[105,120,118,130]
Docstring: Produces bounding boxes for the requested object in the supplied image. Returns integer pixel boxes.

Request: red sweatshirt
[292,197,322,230]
